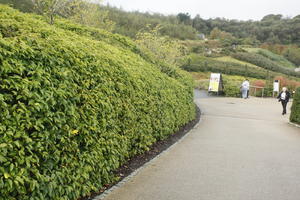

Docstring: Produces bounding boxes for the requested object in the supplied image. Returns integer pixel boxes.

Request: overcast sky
[103,0,300,20]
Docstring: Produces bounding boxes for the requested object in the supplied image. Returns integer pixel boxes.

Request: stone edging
[289,122,300,128]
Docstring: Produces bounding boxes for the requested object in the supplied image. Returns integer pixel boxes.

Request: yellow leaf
[4,173,10,179]
[71,130,79,135]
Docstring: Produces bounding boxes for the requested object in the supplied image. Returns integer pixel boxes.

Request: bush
[222,75,250,97]
[0,6,195,199]
[290,88,300,124]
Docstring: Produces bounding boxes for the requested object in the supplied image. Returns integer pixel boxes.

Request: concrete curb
[289,122,300,128]
[93,105,202,200]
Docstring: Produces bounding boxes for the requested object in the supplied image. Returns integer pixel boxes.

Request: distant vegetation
[232,52,300,77]
[2,0,300,45]
[255,49,296,69]
[181,54,278,79]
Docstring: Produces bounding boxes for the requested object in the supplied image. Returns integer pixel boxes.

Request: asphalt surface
[102,95,300,200]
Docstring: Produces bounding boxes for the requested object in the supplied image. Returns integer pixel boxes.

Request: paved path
[102,95,300,200]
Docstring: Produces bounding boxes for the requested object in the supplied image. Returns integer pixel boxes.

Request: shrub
[223,83,241,97]
[222,75,253,97]
[290,88,300,124]
[0,6,195,199]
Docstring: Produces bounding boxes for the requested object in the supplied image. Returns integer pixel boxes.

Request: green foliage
[68,1,115,32]
[290,88,300,124]
[135,25,187,66]
[202,15,300,45]
[222,75,266,97]
[222,75,243,97]
[232,52,300,78]
[177,13,192,25]
[105,6,198,40]
[1,0,116,32]
[2,1,300,45]
[32,0,84,24]
[0,5,195,199]
[181,54,275,79]
[283,47,300,66]
[249,48,296,69]
[0,0,34,12]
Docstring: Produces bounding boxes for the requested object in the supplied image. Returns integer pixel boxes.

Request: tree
[136,25,187,66]
[177,13,192,25]
[192,14,209,34]
[209,27,222,40]
[32,0,84,24]
[70,2,115,31]
[262,14,283,21]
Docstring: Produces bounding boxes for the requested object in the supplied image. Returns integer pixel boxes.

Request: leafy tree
[192,14,209,34]
[177,12,192,25]
[70,2,115,31]
[136,25,187,66]
[32,0,90,24]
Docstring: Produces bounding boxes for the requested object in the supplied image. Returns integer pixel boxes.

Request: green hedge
[0,5,195,199]
[256,49,296,69]
[290,88,300,124]
[232,52,300,78]
[181,54,274,79]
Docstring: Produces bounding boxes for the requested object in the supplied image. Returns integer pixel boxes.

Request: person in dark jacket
[277,87,291,115]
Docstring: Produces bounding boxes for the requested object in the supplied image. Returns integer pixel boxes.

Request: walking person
[241,79,250,99]
[245,79,250,98]
[277,87,291,115]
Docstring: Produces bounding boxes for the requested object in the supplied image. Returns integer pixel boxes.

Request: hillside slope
[0,5,195,199]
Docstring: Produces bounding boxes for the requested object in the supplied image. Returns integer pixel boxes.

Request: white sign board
[208,73,221,92]
[273,80,280,92]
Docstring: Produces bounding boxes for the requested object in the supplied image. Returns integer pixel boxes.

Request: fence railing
[249,85,265,97]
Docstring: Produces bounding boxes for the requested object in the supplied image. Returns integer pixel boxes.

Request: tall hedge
[290,88,300,124]
[0,5,195,199]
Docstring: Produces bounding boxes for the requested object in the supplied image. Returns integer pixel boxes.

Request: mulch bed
[80,105,201,200]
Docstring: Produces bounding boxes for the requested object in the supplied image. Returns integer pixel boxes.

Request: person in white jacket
[241,79,250,99]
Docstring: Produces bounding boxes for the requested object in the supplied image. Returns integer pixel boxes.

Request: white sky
[103,0,300,20]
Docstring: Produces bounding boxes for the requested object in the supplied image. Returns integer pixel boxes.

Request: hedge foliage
[290,88,300,124]
[232,52,300,78]
[0,5,195,199]
[181,54,276,79]
[256,49,296,69]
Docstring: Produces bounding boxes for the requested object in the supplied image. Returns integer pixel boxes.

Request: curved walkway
[101,95,300,200]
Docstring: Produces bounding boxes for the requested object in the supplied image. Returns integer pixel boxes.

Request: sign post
[273,80,280,97]
[208,73,223,95]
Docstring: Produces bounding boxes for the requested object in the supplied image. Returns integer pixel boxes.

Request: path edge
[289,122,300,128]
[91,103,202,200]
